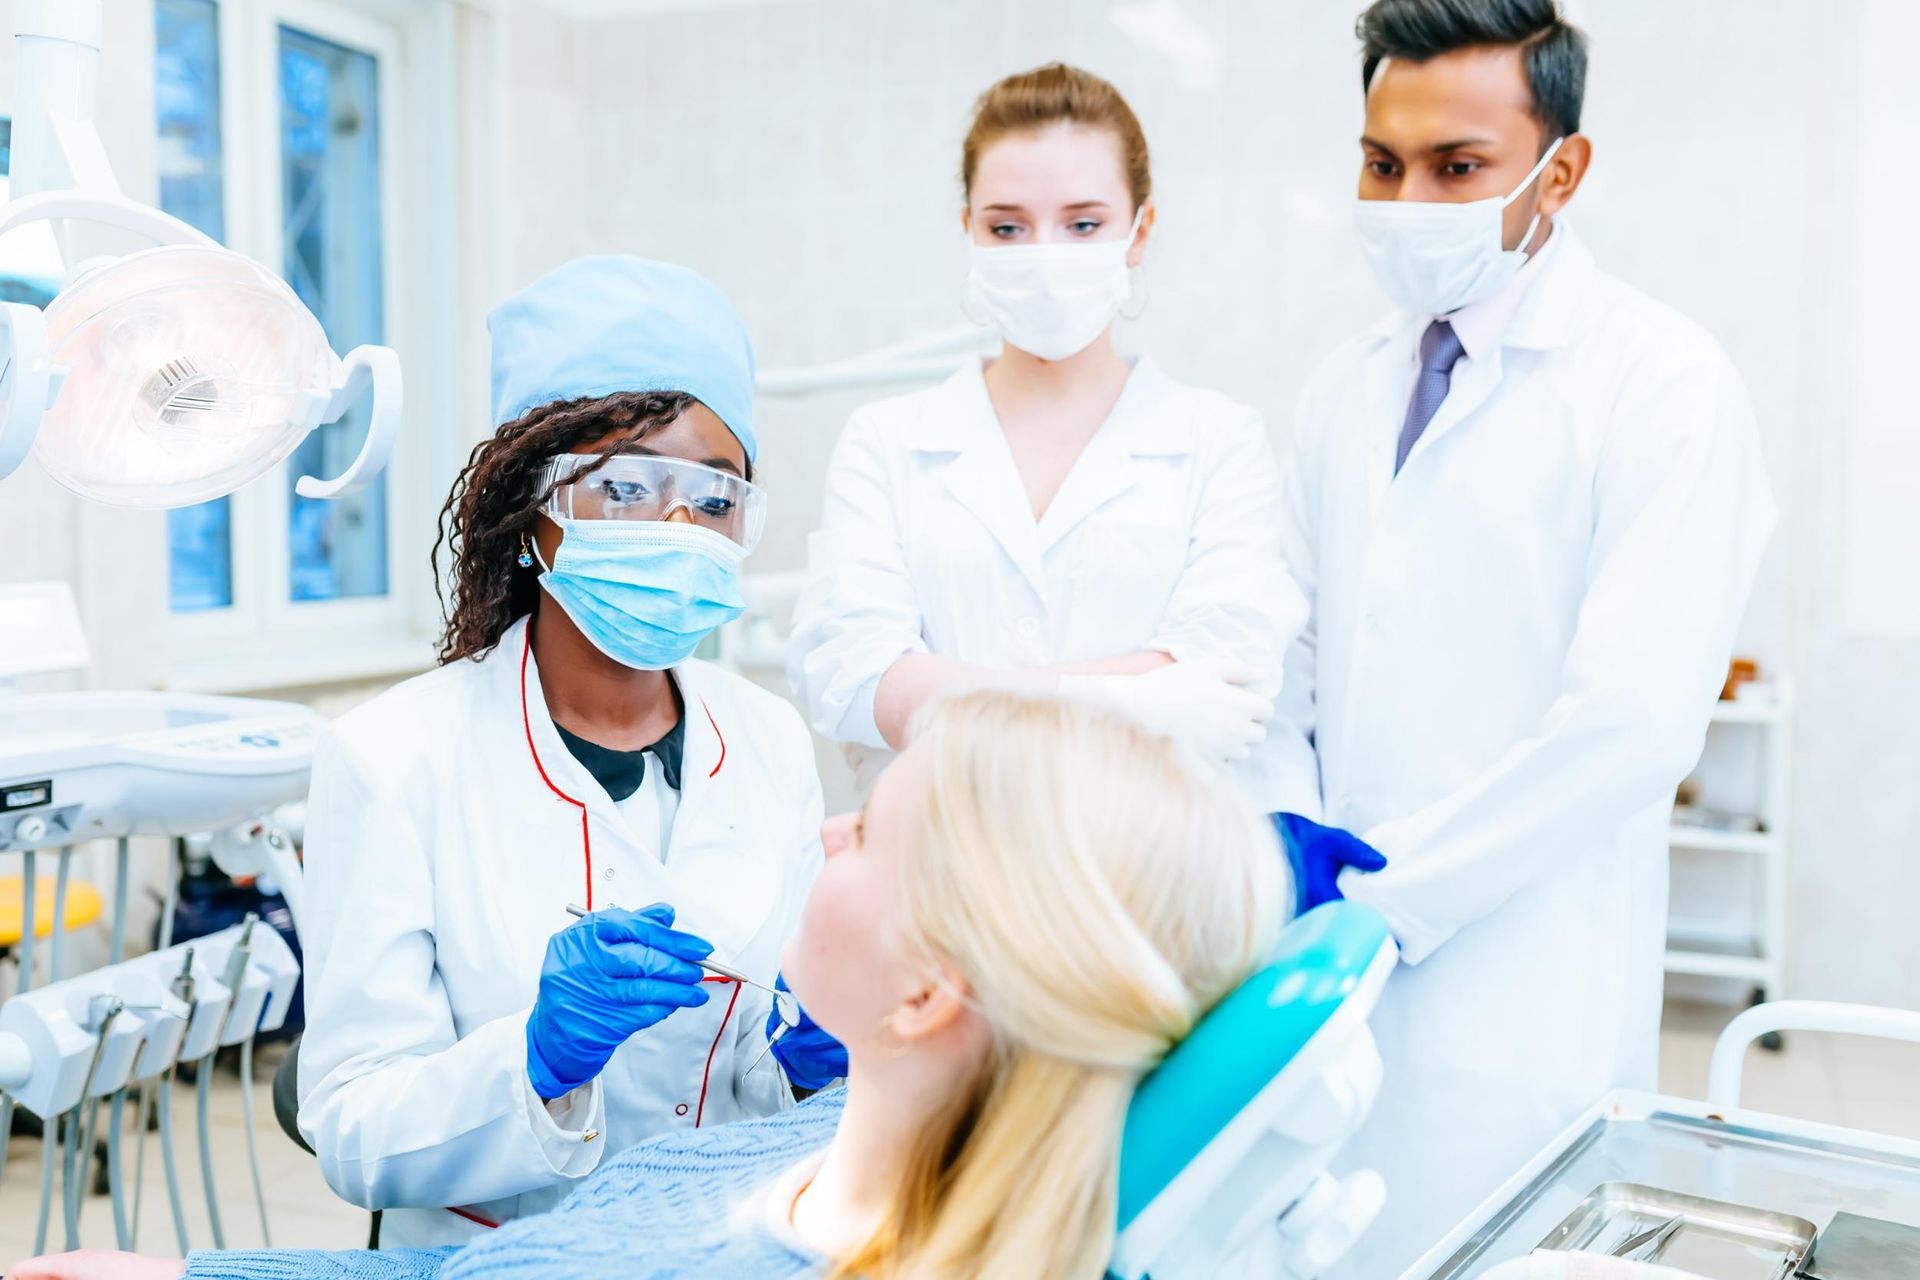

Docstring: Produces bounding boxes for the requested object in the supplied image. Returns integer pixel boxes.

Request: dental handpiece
[210,915,258,1045]
[563,903,798,1026]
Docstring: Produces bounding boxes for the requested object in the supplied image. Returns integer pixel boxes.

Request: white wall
[476,0,1912,1008]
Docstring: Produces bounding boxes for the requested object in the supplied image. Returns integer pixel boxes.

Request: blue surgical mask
[534,518,746,670]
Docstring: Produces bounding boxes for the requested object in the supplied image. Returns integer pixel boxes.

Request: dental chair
[1111,901,1396,1280]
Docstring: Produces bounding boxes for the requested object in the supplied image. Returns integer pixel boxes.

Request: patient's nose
[820,812,857,858]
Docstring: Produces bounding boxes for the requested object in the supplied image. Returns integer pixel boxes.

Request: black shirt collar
[553,716,685,802]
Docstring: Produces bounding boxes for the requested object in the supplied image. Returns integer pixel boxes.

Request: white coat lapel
[1035,360,1191,553]
[514,627,636,839]
[1405,343,1504,467]
[1395,227,1593,475]
[656,663,780,963]
[1361,323,1419,516]
[939,446,1048,599]
[667,665,725,850]
[914,362,1049,601]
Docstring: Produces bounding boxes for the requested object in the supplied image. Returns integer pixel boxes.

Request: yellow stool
[0,873,104,947]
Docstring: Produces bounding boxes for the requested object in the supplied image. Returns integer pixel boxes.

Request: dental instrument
[1612,1215,1681,1262]
[563,902,798,1079]
[562,902,799,1026]
[63,995,123,1247]
[0,920,298,1253]
[199,914,257,1248]
[157,948,199,1254]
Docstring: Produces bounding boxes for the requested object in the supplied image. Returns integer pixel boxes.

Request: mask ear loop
[1119,204,1152,320]
[1499,136,1567,255]
[1120,263,1151,320]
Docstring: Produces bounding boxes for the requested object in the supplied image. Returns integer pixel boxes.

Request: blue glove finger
[1341,837,1388,873]
[772,1023,848,1091]
[590,911,715,963]
[1273,813,1387,916]
[594,943,709,985]
[611,978,712,1013]
[1279,814,1388,870]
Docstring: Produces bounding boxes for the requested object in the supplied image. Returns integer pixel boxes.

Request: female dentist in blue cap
[293,257,843,1247]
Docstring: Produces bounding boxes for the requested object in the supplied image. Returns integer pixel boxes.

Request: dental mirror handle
[563,903,785,1001]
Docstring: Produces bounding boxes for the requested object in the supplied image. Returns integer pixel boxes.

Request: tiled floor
[1,1003,1916,1267]
[1657,999,1920,1140]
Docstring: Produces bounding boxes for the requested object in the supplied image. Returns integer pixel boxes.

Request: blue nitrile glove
[527,902,713,1100]
[1272,813,1389,917]
[766,973,847,1092]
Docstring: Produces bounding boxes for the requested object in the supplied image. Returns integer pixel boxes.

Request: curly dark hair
[431,390,716,665]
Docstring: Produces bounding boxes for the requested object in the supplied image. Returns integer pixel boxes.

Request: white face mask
[1352,137,1564,317]
[962,207,1143,361]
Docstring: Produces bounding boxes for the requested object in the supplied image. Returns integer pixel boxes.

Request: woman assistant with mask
[787,64,1312,811]
[293,257,840,1248]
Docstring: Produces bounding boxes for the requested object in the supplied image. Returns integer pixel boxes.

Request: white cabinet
[1664,682,1792,1010]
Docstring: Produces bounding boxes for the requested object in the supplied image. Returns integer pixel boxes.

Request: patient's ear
[886,963,973,1045]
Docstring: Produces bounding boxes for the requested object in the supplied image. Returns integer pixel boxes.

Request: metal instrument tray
[1805,1211,1920,1277]
[1537,1182,1815,1275]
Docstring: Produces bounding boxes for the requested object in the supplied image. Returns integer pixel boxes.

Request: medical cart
[1408,1002,1920,1278]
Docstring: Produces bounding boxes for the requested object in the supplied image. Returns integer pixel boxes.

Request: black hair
[1357,0,1587,144]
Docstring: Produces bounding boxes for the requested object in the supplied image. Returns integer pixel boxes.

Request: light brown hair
[960,63,1152,212]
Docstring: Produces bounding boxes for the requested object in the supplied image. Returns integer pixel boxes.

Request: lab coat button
[603,867,615,879]
[674,1103,689,1117]
[1015,616,1041,639]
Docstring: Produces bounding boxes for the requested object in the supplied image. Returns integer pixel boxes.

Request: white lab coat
[787,355,1311,810]
[1274,228,1776,1279]
[297,615,823,1247]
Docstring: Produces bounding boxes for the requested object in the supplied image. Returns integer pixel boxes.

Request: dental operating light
[0,0,401,508]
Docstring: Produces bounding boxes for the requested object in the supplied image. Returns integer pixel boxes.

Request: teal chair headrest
[1115,902,1393,1230]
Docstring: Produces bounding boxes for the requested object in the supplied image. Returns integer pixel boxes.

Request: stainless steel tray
[1805,1211,1920,1277]
[1536,1182,1816,1276]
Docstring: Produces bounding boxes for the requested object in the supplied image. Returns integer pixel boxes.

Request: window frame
[162,0,453,692]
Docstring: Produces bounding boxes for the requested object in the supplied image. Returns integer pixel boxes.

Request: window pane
[154,0,234,613]
[279,27,388,603]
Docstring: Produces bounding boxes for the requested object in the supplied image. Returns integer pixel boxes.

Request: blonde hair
[840,690,1285,1279]
[961,62,1153,212]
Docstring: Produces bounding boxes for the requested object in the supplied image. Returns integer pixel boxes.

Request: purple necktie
[1395,319,1466,475]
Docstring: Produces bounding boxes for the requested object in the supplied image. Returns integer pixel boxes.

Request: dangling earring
[1120,262,1151,320]
[516,536,535,570]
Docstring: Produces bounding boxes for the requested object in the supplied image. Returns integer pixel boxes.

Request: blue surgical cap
[487,255,758,461]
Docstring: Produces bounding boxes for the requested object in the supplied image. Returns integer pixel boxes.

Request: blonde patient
[16,691,1284,1279]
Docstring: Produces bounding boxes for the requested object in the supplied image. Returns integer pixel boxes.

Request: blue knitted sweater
[187,1090,843,1279]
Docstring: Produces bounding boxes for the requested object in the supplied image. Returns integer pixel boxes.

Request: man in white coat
[1274,2,1777,1273]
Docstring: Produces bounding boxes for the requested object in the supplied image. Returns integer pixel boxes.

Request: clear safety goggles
[541,453,767,551]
